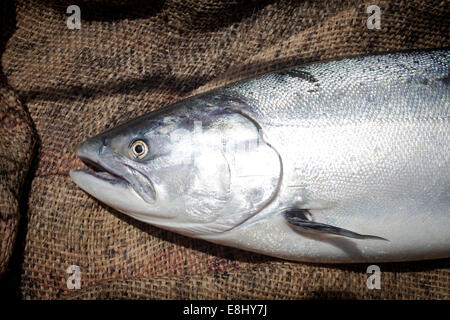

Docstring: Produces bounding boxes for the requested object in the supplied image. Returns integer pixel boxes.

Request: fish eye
[129,140,149,159]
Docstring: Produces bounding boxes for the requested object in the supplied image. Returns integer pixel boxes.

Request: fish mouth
[70,141,175,223]
[75,154,131,187]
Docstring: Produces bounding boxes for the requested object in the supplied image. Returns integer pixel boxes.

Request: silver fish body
[71,49,450,263]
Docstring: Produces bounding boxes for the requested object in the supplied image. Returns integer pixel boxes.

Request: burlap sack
[1,0,449,299]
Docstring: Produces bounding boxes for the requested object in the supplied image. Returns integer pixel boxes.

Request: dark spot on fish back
[281,70,318,84]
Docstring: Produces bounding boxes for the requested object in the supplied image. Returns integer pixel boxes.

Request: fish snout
[76,136,106,164]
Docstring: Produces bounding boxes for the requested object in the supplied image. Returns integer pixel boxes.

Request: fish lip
[72,168,129,186]
[75,153,131,187]
[70,169,170,221]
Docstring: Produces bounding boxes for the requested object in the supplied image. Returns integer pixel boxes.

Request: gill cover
[166,105,282,235]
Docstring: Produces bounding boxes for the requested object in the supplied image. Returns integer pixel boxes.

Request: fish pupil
[134,145,143,154]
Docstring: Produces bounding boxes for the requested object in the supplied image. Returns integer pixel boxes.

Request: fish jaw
[69,169,157,216]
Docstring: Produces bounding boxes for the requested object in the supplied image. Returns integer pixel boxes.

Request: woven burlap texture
[1,0,449,299]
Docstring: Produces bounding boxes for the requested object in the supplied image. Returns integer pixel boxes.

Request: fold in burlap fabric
[0,0,37,278]
[0,79,36,277]
[1,0,449,299]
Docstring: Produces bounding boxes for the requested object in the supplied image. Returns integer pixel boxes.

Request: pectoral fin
[284,209,388,241]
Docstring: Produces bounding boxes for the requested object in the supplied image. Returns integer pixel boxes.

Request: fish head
[70,95,282,237]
